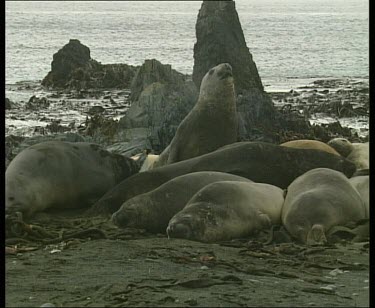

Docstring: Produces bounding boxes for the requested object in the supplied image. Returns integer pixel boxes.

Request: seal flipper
[306,224,327,245]
[258,213,272,229]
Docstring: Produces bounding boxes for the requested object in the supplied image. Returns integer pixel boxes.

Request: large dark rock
[130,59,187,102]
[42,39,138,89]
[5,98,15,110]
[192,0,313,143]
[192,0,263,94]
[118,59,198,152]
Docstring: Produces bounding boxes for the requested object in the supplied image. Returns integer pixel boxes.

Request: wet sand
[5,216,369,307]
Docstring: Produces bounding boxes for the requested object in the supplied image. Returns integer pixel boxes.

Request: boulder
[5,98,15,110]
[192,0,313,143]
[25,96,50,110]
[42,39,138,89]
[118,59,198,152]
[192,0,263,94]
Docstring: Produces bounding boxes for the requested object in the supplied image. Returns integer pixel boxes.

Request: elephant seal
[111,171,251,232]
[157,63,237,166]
[6,141,139,218]
[86,142,356,217]
[327,137,354,157]
[166,181,284,242]
[280,139,340,156]
[347,142,369,170]
[349,175,369,218]
[139,154,160,172]
[281,168,366,245]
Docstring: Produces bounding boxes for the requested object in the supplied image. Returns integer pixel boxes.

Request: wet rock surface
[5,77,369,169]
[118,59,199,152]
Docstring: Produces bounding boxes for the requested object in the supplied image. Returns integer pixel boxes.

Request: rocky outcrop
[192,0,311,143]
[192,0,263,94]
[118,59,198,152]
[42,39,138,90]
[25,96,50,110]
[5,98,15,110]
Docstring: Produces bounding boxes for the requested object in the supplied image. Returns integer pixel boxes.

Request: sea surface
[6,0,369,90]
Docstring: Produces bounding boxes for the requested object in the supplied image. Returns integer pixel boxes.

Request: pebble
[40,303,55,308]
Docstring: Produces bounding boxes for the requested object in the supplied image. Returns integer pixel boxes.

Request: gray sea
[6,0,369,89]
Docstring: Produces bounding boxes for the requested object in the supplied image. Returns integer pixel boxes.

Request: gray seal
[6,141,139,218]
[166,181,285,242]
[86,141,356,217]
[327,137,354,157]
[347,142,369,170]
[111,171,251,233]
[281,168,366,245]
[349,175,369,218]
[157,63,237,166]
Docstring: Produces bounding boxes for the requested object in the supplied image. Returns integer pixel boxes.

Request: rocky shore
[5,74,369,169]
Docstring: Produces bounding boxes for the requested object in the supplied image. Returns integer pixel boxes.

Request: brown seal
[111,171,251,232]
[157,63,237,166]
[280,139,340,156]
[167,181,284,242]
[86,142,356,217]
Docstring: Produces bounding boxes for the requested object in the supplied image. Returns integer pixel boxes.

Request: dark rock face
[118,59,198,152]
[130,59,187,102]
[192,0,312,143]
[42,39,138,89]
[5,98,15,110]
[25,96,50,110]
[192,0,263,94]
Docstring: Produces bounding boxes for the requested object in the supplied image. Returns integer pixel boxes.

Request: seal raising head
[156,63,237,167]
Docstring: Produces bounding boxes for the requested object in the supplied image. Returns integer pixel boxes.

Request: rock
[130,59,187,102]
[5,98,14,110]
[192,0,263,94]
[87,105,106,115]
[45,120,71,134]
[106,139,152,157]
[192,0,304,143]
[25,96,50,110]
[80,114,120,144]
[42,39,138,89]
[118,59,198,152]
[42,39,91,88]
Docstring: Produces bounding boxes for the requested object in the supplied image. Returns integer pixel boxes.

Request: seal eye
[209,69,215,75]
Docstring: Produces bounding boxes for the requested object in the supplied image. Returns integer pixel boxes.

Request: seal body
[282,168,366,245]
[111,171,251,232]
[139,154,160,172]
[157,63,237,166]
[86,142,356,216]
[280,139,340,156]
[166,181,285,242]
[347,142,369,170]
[349,175,369,218]
[5,141,139,218]
[327,137,354,157]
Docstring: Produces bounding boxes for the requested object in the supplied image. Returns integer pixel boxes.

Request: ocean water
[5,0,369,89]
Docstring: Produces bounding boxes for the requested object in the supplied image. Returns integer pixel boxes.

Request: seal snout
[166,222,192,239]
[111,210,129,227]
[218,63,233,80]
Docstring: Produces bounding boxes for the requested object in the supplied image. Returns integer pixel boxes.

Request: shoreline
[5,76,369,139]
